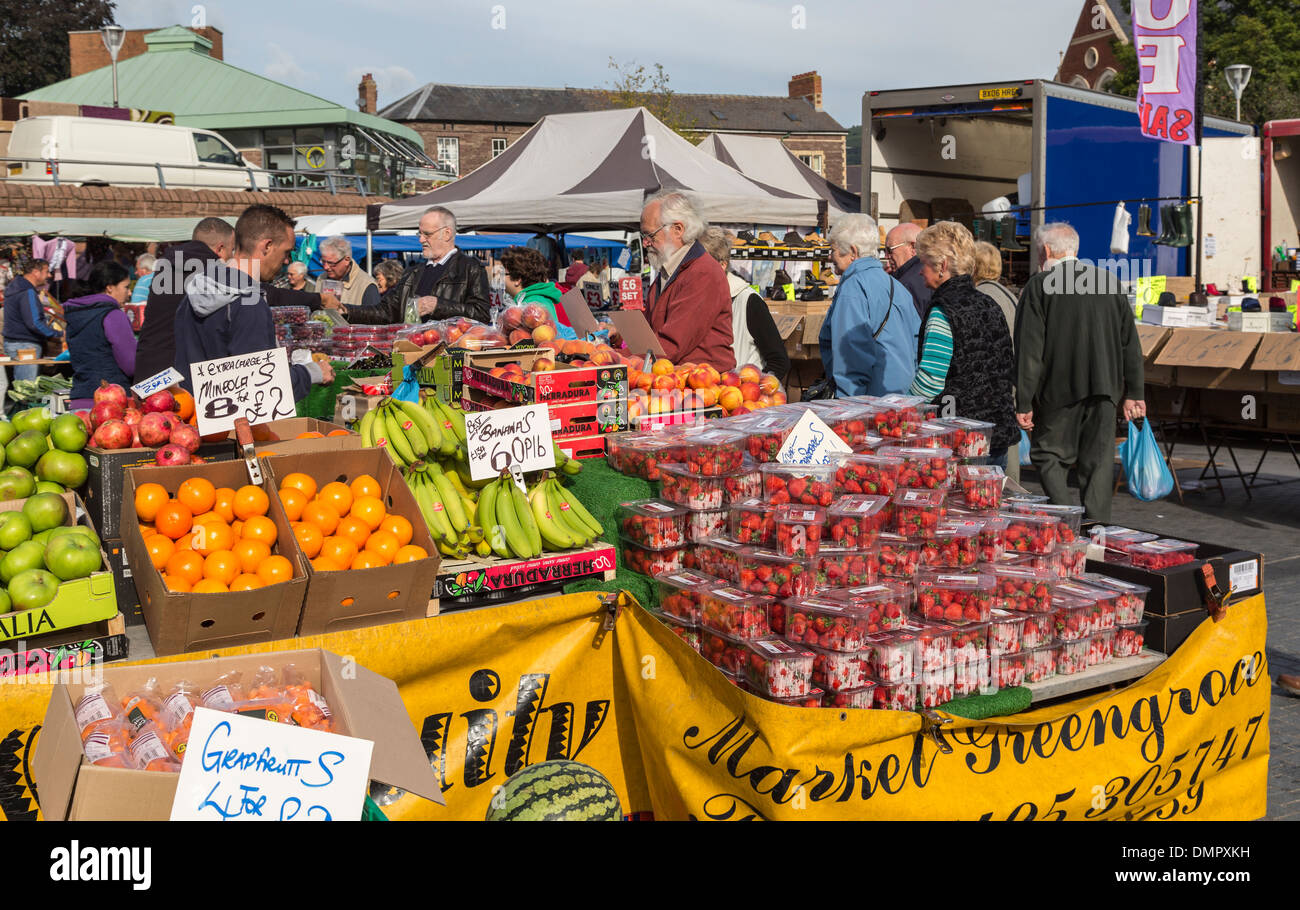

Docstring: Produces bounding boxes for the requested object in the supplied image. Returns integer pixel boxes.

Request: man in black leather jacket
[346,206,491,325]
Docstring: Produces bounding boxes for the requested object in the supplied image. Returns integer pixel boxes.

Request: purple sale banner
[1132,0,1198,145]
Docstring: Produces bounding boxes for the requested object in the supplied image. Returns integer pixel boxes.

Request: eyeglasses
[418,226,452,239]
[640,225,668,243]
[321,257,348,268]
[886,241,914,253]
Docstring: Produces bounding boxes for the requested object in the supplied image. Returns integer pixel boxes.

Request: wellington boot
[1136,204,1155,236]
[997,215,1025,252]
[1168,203,1192,248]
[1152,205,1176,245]
[972,218,994,243]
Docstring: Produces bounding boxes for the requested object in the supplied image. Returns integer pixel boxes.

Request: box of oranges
[263,449,442,635]
[226,417,362,459]
[121,460,307,656]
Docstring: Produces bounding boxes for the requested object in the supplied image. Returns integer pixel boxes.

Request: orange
[193,510,224,526]
[203,550,241,586]
[279,487,308,522]
[192,579,229,594]
[213,488,236,523]
[318,481,353,517]
[296,431,325,439]
[318,536,357,570]
[280,472,318,502]
[175,529,196,550]
[302,501,340,536]
[327,429,350,437]
[177,477,216,515]
[162,574,192,592]
[256,555,294,585]
[173,389,195,421]
[139,523,156,539]
[379,515,414,547]
[231,520,243,539]
[349,474,381,501]
[134,483,168,522]
[192,520,236,556]
[350,551,388,570]
[349,496,386,531]
[393,545,428,564]
[364,530,400,564]
[241,515,278,546]
[229,574,264,591]
[145,535,175,571]
[234,485,270,520]
[311,556,342,573]
[335,515,371,549]
[292,521,323,559]
[232,538,272,574]
[154,500,194,540]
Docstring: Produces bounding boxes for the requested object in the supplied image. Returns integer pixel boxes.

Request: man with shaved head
[884,222,930,318]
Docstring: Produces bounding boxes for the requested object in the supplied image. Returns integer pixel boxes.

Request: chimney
[359,73,378,114]
[788,71,822,111]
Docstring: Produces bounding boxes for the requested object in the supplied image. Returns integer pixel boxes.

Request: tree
[0,0,117,97]
[601,58,698,139]
[1106,0,1300,126]
[846,125,862,166]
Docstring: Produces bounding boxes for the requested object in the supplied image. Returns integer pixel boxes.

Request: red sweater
[646,241,736,371]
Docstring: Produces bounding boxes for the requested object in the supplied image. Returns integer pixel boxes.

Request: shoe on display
[1152,205,1175,245]
[1136,204,1155,237]
[1168,203,1192,248]
[758,231,779,245]
[1205,283,1222,296]
[997,215,1025,252]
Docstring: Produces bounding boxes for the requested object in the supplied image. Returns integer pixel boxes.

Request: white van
[4,116,273,191]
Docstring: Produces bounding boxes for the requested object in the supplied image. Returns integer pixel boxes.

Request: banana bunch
[358,397,447,469]
[479,474,602,560]
[420,389,466,461]
[550,441,582,477]
[406,461,485,559]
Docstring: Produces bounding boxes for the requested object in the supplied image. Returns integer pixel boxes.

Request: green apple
[30,528,56,548]
[0,512,32,550]
[50,525,100,549]
[0,589,10,614]
[34,480,65,495]
[36,449,86,489]
[21,493,68,533]
[44,533,101,581]
[0,467,34,502]
[1,541,47,584]
[5,430,48,470]
[7,568,60,612]
[11,407,52,436]
[0,420,15,447]
[49,413,89,453]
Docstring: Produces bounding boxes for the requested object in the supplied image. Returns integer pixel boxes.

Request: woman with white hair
[819,213,921,396]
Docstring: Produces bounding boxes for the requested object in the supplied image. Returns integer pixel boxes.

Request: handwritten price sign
[618,276,643,311]
[191,347,296,437]
[463,404,555,481]
[777,409,851,465]
[170,707,373,822]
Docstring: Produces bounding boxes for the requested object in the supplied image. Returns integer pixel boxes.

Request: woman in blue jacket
[65,260,137,409]
[820,214,921,397]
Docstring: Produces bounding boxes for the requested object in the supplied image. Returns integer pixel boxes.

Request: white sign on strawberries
[777,409,851,466]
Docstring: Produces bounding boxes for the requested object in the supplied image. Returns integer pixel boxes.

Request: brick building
[382,70,849,186]
[68,26,226,76]
[1056,0,1130,91]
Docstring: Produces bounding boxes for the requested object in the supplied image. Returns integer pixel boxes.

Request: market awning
[0,216,206,242]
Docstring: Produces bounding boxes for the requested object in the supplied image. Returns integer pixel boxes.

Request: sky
[115,0,1087,128]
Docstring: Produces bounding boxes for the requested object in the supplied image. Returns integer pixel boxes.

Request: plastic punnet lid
[773,504,826,524]
[877,446,955,461]
[740,546,814,568]
[618,498,690,519]
[657,570,722,593]
[935,417,996,432]
[826,495,891,519]
[747,637,814,660]
[1056,580,1113,602]
[992,564,1059,583]
[1003,493,1051,505]
[1076,573,1152,596]
[958,464,1006,481]
[824,583,903,608]
[989,608,1028,625]
[930,524,980,541]
[784,595,869,618]
[658,461,728,483]
[916,570,996,591]
[702,585,773,608]
[892,488,948,508]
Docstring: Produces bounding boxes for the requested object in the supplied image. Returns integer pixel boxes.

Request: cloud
[264,43,310,85]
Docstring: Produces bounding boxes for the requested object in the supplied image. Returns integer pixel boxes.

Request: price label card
[582,286,604,311]
[777,409,852,465]
[463,404,556,481]
[131,367,184,400]
[618,276,643,311]
[191,347,297,437]
[170,707,373,822]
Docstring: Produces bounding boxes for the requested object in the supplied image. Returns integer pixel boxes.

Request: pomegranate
[155,444,190,466]
[169,423,201,454]
[93,381,128,410]
[138,412,171,447]
[123,408,143,427]
[73,410,93,434]
[143,390,176,414]
[91,419,133,450]
[90,401,124,430]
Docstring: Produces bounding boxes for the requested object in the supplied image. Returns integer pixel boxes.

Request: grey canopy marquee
[696,132,860,218]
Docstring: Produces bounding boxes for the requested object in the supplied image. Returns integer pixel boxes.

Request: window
[194,133,240,165]
[1084,47,1100,70]
[492,137,507,158]
[797,153,824,176]
[436,137,459,175]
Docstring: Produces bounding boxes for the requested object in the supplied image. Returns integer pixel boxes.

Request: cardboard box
[333,392,386,426]
[85,441,235,540]
[1144,364,1177,387]
[1143,385,1189,418]
[232,417,362,458]
[0,613,128,680]
[0,493,117,644]
[102,538,140,626]
[263,450,441,636]
[32,647,444,821]
[1141,305,1214,327]
[556,434,607,460]
[430,348,534,404]
[464,352,628,406]
[1155,328,1264,392]
[1251,333,1300,372]
[1267,370,1300,395]
[435,544,616,601]
[1176,366,1268,392]
[461,388,630,440]
[627,407,723,432]
[122,460,307,656]
[1143,609,1208,655]
[1136,325,1172,360]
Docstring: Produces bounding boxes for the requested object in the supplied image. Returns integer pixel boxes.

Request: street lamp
[100,25,125,108]
[1225,64,1252,122]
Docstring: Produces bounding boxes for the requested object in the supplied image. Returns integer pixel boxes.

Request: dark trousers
[1030,395,1118,522]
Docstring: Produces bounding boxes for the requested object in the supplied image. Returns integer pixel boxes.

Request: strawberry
[873,680,918,711]
[699,587,772,640]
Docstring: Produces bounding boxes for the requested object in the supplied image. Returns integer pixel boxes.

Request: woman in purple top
[65,260,137,410]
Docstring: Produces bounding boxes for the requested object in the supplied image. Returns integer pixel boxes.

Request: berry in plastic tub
[828,582,912,630]
[782,596,872,651]
[1025,645,1058,682]
[988,609,1027,654]
[870,677,918,711]
[1000,512,1060,555]
[1114,622,1148,658]
[825,494,891,548]
[701,627,750,676]
[737,547,813,599]
[617,499,689,549]
[671,428,747,476]
[1056,637,1089,675]
[760,463,837,507]
[1007,502,1086,544]
[822,685,876,709]
[651,609,701,652]
[1089,628,1115,667]
[876,445,955,490]
[1127,539,1199,570]
[743,411,803,462]
[722,457,763,505]
[946,621,989,663]
[744,638,814,699]
[954,652,992,698]
[933,417,995,459]
[976,517,1008,563]
[1078,573,1149,624]
[1020,612,1054,649]
[812,545,879,591]
[617,437,680,482]
[654,570,720,623]
[605,431,650,473]
[619,538,685,575]
[991,565,1058,613]
[914,571,995,625]
[806,642,869,692]
[685,508,728,543]
[693,537,745,583]
[905,621,954,672]
[834,453,903,496]
[699,585,773,640]
[858,393,927,438]
[919,524,980,568]
[918,663,955,708]
[1058,538,1089,577]
[773,504,825,557]
[272,306,311,325]
[993,651,1027,688]
[1091,526,1158,564]
[761,687,826,708]
[728,498,776,547]
[864,629,917,684]
[852,432,885,455]
[659,462,730,511]
[1058,580,1118,630]
[901,422,956,450]
[957,464,1005,511]
[1052,594,1096,642]
[820,402,877,447]
[891,488,948,539]
[877,533,923,579]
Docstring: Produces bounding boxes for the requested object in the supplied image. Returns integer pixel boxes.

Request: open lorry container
[863,80,1256,288]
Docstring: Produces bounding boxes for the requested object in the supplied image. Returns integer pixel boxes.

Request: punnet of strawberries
[669,429,747,475]
[990,565,1058,613]
[891,488,948,539]
[825,583,910,632]
[877,533,923,578]
[812,546,879,591]
[1126,539,1198,570]
[988,609,1027,654]
[871,678,918,711]
[821,685,876,709]
[835,453,903,496]
[654,570,721,623]
[728,498,777,547]
[782,597,873,651]
[701,627,750,675]
[1000,512,1060,555]
[877,445,955,490]
[773,505,825,557]
[760,463,837,507]
[1114,622,1147,657]
[806,643,869,692]
[933,417,995,458]
[659,463,728,510]
[824,494,891,548]
[744,638,814,699]
[698,586,773,640]
[737,548,813,599]
[617,499,689,549]
[957,464,1005,510]
[919,525,980,568]
[914,572,995,625]
[689,537,745,582]
[742,412,803,463]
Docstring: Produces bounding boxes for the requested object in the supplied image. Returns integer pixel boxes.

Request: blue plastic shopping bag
[392,364,421,404]
[1018,429,1032,467]
[1120,419,1174,501]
